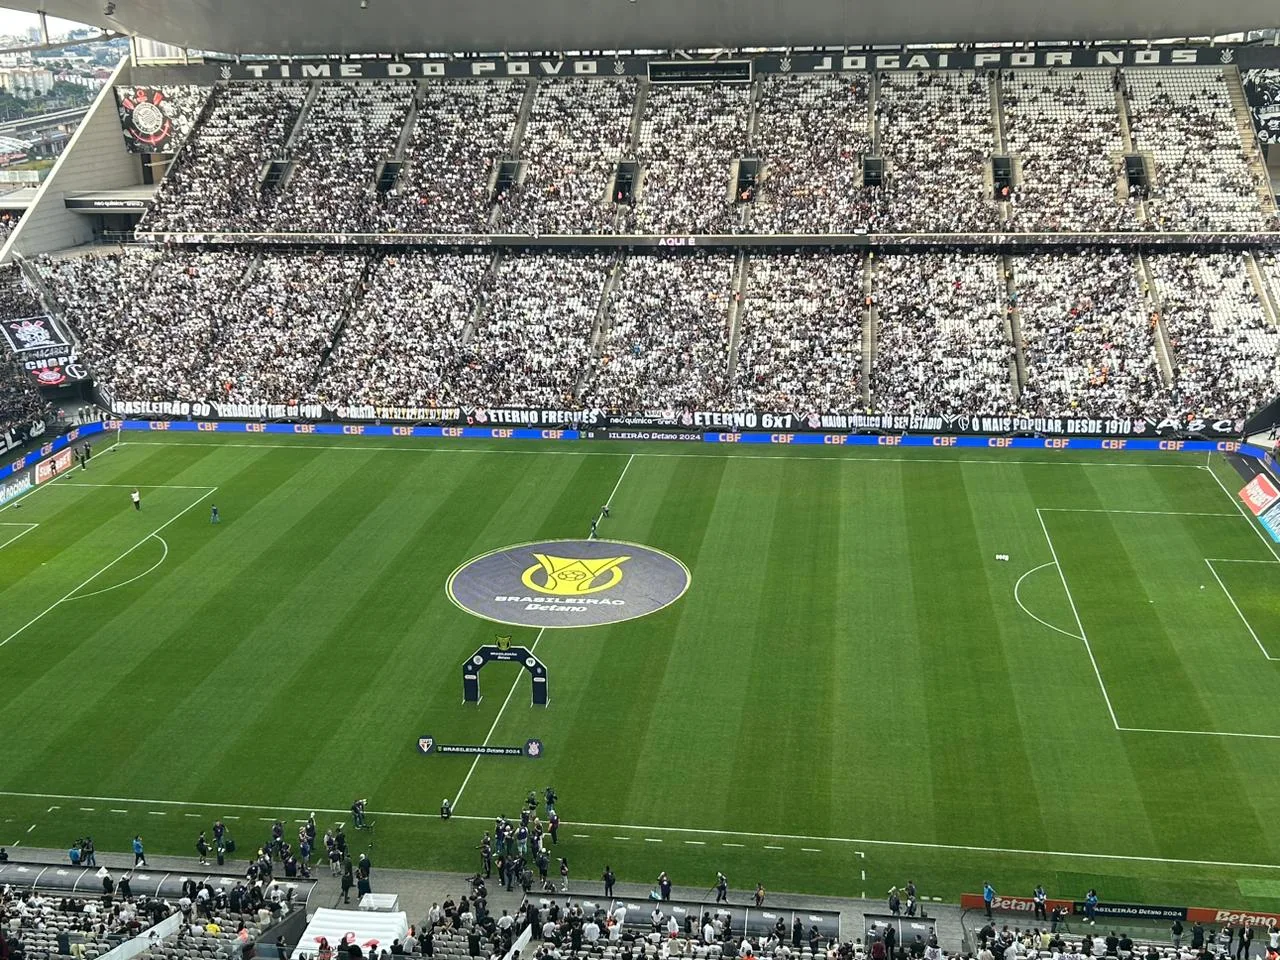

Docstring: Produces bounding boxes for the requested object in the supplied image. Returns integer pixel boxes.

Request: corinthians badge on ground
[447,539,690,628]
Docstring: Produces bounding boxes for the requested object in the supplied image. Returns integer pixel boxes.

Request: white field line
[1035,508,1121,730]
[604,454,634,509]
[43,483,216,489]
[0,522,38,550]
[1205,458,1280,563]
[1037,508,1237,517]
[450,626,546,810]
[1117,725,1280,741]
[67,535,169,603]
[1013,561,1085,641]
[117,440,1206,469]
[1204,558,1277,661]
[0,488,216,649]
[1206,558,1280,563]
[4,786,1280,870]
[454,453,635,812]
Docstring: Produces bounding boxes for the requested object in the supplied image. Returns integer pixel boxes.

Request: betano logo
[521,553,630,595]
[447,539,690,629]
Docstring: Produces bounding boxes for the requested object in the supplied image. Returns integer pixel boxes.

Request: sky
[0,8,92,38]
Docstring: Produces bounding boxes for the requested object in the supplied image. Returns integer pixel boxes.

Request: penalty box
[1037,508,1280,740]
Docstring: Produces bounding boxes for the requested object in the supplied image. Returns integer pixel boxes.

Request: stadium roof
[5,0,1278,56]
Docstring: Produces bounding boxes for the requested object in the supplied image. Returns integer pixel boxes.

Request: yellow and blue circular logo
[446,539,691,629]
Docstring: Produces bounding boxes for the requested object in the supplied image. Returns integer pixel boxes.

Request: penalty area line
[0,488,216,649]
[4,788,1280,872]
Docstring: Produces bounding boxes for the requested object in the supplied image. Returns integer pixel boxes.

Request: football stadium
[4,0,1280,956]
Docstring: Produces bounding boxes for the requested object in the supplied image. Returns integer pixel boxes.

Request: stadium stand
[268,81,414,233]
[875,71,999,233]
[387,80,525,234]
[632,85,751,235]
[1148,251,1280,418]
[453,252,609,407]
[310,252,491,408]
[750,75,872,234]
[870,253,1014,414]
[142,83,310,233]
[731,252,866,411]
[0,357,48,437]
[499,78,637,235]
[1002,69,1139,232]
[1124,67,1274,231]
[584,252,736,410]
[1014,252,1166,418]
[0,886,177,960]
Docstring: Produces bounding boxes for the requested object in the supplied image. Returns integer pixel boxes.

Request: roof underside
[7,0,1279,55]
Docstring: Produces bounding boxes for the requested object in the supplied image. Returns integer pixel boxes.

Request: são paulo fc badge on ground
[446,539,691,628]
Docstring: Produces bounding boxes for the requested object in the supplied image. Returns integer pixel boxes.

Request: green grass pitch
[3,432,1280,912]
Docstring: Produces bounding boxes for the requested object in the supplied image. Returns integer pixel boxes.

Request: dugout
[0,858,318,905]
[604,896,840,942]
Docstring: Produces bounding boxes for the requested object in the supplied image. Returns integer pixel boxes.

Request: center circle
[446,538,691,629]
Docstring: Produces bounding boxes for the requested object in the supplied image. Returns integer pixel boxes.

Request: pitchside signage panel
[101,402,1244,439]
[215,45,1280,82]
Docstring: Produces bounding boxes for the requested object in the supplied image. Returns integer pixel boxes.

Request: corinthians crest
[2,317,64,353]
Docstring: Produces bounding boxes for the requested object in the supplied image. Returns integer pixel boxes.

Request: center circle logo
[447,539,691,629]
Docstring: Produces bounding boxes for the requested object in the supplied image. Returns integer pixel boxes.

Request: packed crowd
[731,253,865,411]
[1125,68,1273,232]
[1148,252,1280,418]
[143,82,309,232]
[455,253,609,407]
[871,253,1014,413]
[875,71,999,233]
[270,82,414,233]
[585,252,735,410]
[499,78,637,235]
[131,71,1277,237]
[388,81,525,233]
[38,249,364,405]
[311,252,491,409]
[0,266,55,435]
[632,85,751,235]
[750,75,872,234]
[26,246,1280,422]
[1002,70,1139,232]
[1014,252,1167,417]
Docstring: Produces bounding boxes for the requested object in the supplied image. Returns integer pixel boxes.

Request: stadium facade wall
[0,57,140,262]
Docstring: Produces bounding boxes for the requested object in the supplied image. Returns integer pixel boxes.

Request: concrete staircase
[1225,66,1279,216]
[1000,255,1026,396]
[725,251,750,386]
[1246,252,1280,328]
[510,78,538,158]
[989,71,1007,155]
[310,255,377,390]
[861,257,876,408]
[1137,253,1176,386]
[868,71,881,153]
[575,252,625,398]
[461,250,504,346]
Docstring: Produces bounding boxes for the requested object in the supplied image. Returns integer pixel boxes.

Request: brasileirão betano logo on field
[447,539,689,628]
